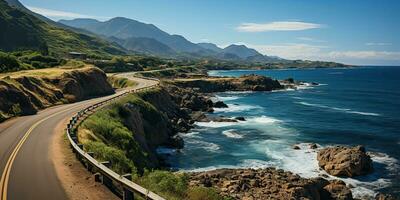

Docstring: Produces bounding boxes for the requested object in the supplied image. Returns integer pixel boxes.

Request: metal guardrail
[66,77,165,200]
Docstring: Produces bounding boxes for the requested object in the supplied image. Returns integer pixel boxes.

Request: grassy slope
[0,0,125,57]
[78,90,226,200]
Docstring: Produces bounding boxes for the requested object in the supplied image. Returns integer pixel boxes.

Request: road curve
[0,74,157,200]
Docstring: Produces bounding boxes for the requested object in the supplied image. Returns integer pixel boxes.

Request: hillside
[108,36,176,56]
[0,0,125,57]
[0,65,113,122]
[222,44,262,59]
[60,17,205,53]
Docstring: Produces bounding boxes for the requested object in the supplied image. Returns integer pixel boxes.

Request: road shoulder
[51,117,118,200]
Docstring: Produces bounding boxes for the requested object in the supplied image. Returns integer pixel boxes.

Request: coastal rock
[310,143,318,149]
[292,145,301,150]
[321,180,353,200]
[213,118,238,123]
[171,74,284,93]
[0,67,114,121]
[375,193,397,200]
[235,116,246,121]
[189,168,354,200]
[317,145,373,177]
[213,101,228,108]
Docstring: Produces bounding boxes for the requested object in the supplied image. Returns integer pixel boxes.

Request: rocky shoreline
[157,74,396,200]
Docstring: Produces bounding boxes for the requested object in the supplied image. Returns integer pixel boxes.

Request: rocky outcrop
[171,74,284,93]
[188,168,353,200]
[375,193,398,200]
[317,145,373,177]
[57,67,114,102]
[0,67,113,122]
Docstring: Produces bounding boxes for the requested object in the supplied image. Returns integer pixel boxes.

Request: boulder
[293,145,301,150]
[310,143,318,149]
[213,118,238,123]
[317,145,373,177]
[188,168,354,200]
[321,180,353,200]
[213,101,228,108]
[375,193,397,200]
[235,116,246,121]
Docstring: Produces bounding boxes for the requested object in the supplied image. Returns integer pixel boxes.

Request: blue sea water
[161,66,400,198]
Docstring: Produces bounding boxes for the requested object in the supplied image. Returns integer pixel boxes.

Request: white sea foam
[278,144,397,199]
[186,140,221,152]
[248,141,397,199]
[246,115,282,124]
[181,131,201,139]
[215,95,241,101]
[213,103,261,113]
[291,96,305,100]
[195,121,238,128]
[347,111,381,116]
[296,101,381,116]
[222,129,243,139]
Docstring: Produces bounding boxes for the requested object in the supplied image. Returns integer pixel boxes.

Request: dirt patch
[51,117,118,200]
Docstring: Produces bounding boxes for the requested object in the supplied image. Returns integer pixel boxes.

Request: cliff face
[171,74,283,93]
[0,67,114,122]
[79,88,187,173]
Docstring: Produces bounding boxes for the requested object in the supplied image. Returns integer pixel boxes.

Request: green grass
[81,103,151,172]
[108,76,137,88]
[136,66,201,78]
[134,170,188,200]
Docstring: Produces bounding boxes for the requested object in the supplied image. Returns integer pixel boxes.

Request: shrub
[136,170,188,200]
[84,141,136,174]
[0,51,21,72]
[187,187,224,200]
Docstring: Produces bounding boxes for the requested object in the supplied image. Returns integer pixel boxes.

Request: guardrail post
[100,161,111,167]
[123,188,134,200]
[102,175,113,189]
[122,174,132,180]
[94,173,101,182]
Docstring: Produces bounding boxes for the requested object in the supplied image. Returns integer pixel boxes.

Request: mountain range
[1,0,279,62]
[59,18,278,62]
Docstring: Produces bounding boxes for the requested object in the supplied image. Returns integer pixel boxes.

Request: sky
[20,0,400,65]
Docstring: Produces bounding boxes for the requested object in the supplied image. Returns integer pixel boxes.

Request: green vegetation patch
[81,102,150,172]
[79,91,227,200]
[108,76,137,88]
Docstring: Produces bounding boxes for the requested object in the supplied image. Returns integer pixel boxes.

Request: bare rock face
[317,145,373,177]
[189,168,354,200]
[322,180,353,200]
[375,193,398,200]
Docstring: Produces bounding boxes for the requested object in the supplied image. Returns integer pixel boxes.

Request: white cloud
[365,42,392,46]
[27,6,109,20]
[328,51,400,60]
[234,42,400,65]
[297,37,325,43]
[236,21,323,32]
[238,43,327,60]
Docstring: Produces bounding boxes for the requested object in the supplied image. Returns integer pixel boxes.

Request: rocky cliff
[170,74,284,93]
[0,67,113,122]
[79,88,189,173]
[189,168,353,200]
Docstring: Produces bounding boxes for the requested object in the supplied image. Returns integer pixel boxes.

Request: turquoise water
[161,66,400,198]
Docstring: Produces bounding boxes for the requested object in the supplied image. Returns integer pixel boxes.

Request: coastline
[158,69,399,199]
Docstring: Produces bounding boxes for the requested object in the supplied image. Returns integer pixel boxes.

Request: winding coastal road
[0,73,157,200]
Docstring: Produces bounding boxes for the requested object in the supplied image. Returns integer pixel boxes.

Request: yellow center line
[0,103,87,200]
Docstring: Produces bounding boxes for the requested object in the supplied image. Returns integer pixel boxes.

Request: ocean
[160,66,400,198]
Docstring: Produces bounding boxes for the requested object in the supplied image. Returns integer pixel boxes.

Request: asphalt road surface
[0,73,157,200]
